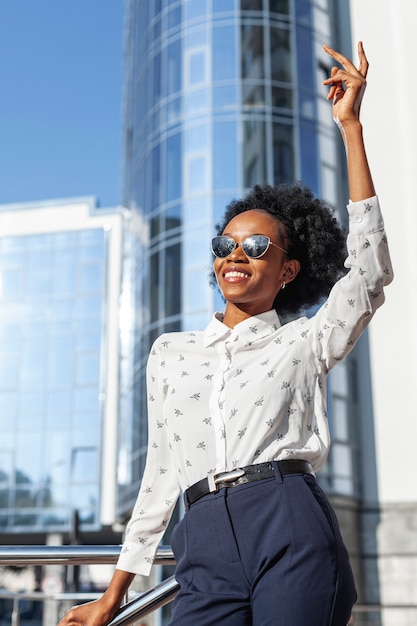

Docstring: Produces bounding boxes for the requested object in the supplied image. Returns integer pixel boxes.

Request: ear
[281,259,301,285]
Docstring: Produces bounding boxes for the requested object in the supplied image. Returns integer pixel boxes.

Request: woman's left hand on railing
[58,570,135,626]
[58,598,119,626]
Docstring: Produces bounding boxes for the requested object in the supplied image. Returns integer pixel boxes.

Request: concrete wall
[349,1,417,621]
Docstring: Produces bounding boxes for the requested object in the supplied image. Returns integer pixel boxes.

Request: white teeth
[225,271,249,279]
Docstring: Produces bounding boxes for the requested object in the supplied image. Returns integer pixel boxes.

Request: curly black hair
[212,183,347,317]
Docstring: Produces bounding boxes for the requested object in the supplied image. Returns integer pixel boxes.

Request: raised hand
[323,42,368,127]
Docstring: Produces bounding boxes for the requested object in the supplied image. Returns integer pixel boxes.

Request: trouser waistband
[184,459,315,507]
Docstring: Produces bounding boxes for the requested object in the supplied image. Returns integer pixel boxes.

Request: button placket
[209,342,232,472]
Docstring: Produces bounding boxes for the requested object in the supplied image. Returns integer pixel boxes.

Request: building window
[71,447,98,483]
[328,362,356,496]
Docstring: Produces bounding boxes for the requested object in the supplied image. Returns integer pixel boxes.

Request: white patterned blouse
[116,195,392,575]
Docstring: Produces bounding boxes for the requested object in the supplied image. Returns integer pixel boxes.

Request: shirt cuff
[115,539,158,577]
[347,195,384,236]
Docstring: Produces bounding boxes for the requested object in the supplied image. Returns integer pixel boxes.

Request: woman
[60,43,392,626]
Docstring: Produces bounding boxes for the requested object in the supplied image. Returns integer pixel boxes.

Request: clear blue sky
[0,1,124,208]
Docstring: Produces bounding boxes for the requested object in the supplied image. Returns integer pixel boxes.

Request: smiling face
[214,209,300,327]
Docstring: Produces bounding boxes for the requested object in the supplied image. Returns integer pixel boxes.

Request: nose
[227,242,247,261]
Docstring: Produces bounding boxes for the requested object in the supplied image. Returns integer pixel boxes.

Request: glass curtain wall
[0,230,106,532]
[119,0,357,517]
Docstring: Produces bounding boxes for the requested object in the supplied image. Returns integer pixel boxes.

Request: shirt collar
[203,310,281,348]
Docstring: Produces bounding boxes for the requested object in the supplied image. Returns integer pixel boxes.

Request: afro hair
[212,183,347,317]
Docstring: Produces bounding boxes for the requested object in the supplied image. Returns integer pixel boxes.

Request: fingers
[324,66,341,102]
[357,41,369,79]
[323,44,358,72]
[323,44,357,75]
[323,42,368,80]
[322,42,368,107]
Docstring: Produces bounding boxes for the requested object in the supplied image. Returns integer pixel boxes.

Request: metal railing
[0,545,174,567]
[0,545,179,625]
[1,546,417,625]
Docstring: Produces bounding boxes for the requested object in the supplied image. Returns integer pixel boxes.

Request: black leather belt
[184,459,315,507]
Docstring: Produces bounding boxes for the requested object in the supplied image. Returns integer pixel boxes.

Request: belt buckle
[207,468,246,492]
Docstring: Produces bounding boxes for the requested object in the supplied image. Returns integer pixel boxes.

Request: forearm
[101,569,136,611]
[341,120,375,202]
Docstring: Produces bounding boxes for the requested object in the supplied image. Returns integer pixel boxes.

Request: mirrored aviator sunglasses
[211,234,288,259]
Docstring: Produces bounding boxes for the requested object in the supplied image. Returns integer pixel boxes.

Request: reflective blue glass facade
[0,227,107,532]
[119,0,357,515]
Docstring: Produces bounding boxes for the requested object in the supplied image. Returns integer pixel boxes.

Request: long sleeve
[116,338,181,576]
[311,195,393,369]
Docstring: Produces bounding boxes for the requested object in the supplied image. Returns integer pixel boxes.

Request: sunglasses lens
[211,236,236,258]
[242,235,269,258]
[211,235,272,258]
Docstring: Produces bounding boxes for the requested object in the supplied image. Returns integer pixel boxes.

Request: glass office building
[0,198,122,539]
[119,0,363,517]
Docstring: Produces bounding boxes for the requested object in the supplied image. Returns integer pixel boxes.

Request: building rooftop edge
[0,195,121,215]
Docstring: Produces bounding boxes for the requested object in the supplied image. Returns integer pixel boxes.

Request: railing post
[43,533,65,626]
[11,596,20,626]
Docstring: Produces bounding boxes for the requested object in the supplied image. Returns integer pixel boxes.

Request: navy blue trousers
[169,462,356,625]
